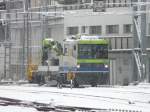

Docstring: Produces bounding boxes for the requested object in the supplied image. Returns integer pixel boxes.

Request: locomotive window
[78,44,108,59]
[74,45,76,50]
[80,63,106,68]
[64,44,69,56]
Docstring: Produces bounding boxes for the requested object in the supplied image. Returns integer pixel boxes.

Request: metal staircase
[133,0,147,81]
[133,49,142,78]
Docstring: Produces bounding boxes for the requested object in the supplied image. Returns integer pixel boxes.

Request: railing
[107,36,133,50]
[62,2,133,11]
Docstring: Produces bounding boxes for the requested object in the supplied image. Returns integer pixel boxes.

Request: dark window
[106,25,119,34]
[64,44,69,55]
[81,26,86,33]
[93,0,105,12]
[149,23,150,35]
[78,44,108,59]
[67,27,79,35]
[47,28,51,38]
[0,22,5,41]
[64,0,78,4]
[123,24,132,33]
[10,1,23,9]
[84,0,91,3]
[119,0,121,7]
[89,26,102,35]
[0,2,6,10]
[74,45,76,50]
[113,0,116,7]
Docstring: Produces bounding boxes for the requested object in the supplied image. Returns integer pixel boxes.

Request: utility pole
[21,0,30,80]
[41,0,49,65]
[26,0,31,81]
[3,0,11,80]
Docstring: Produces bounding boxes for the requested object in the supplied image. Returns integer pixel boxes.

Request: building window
[149,23,150,35]
[47,28,51,38]
[10,1,23,9]
[81,26,86,34]
[67,27,79,35]
[64,0,78,4]
[89,26,102,35]
[81,0,91,3]
[106,25,119,34]
[84,0,91,3]
[123,24,132,34]
[113,0,116,7]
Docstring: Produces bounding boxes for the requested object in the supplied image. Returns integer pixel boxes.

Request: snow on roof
[65,38,77,42]
[65,35,104,42]
[44,38,54,41]
[80,35,101,40]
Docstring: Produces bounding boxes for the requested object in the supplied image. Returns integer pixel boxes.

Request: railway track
[0,97,110,112]
[0,96,144,112]
[0,86,149,112]
[0,86,150,105]
[0,97,55,111]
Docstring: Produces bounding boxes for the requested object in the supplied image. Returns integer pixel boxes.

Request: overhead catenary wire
[0,1,150,22]
[0,0,149,13]
[27,2,150,9]
[0,9,150,23]
[0,9,150,21]
[0,1,149,13]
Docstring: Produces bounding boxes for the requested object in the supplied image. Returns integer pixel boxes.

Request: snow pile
[0,106,37,112]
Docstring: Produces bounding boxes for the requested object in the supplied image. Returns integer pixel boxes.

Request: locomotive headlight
[77,64,80,68]
[104,64,108,68]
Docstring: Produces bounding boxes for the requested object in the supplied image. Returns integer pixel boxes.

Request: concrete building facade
[62,0,137,85]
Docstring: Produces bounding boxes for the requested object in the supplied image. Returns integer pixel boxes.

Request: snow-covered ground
[0,106,37,112]
[0,83,150,112]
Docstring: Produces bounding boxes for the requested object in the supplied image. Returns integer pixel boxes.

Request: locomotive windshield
[78,44,108,59]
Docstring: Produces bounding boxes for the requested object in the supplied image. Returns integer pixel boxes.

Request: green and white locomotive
[59,35,109,87]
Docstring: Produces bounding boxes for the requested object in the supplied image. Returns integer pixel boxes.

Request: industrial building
[0,0,149,85]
